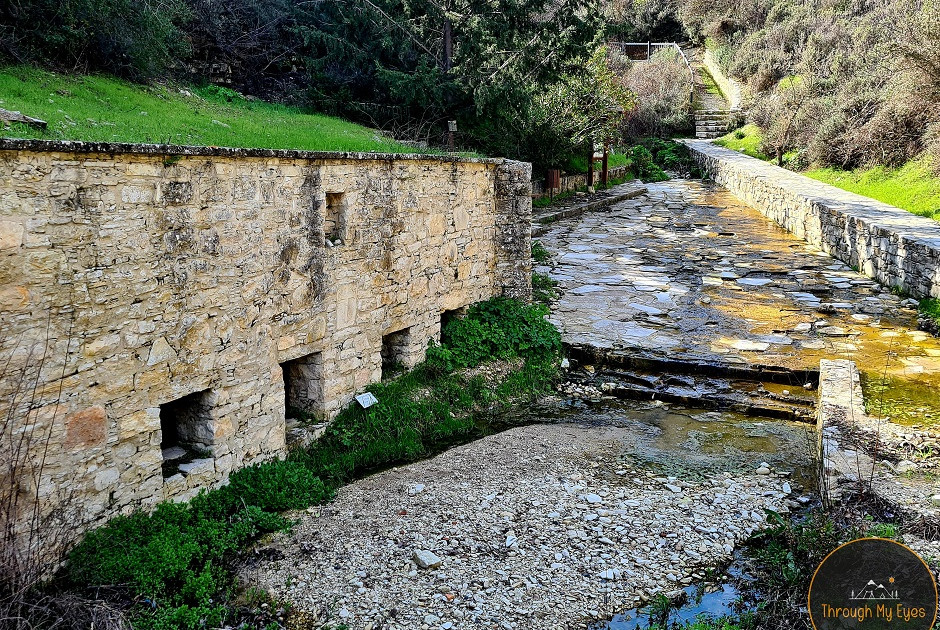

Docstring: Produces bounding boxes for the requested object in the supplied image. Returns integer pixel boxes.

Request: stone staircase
[695,109,731,139]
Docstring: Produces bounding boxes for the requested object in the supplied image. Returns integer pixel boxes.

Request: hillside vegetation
[0,67,416,152]
[0,0,633,171]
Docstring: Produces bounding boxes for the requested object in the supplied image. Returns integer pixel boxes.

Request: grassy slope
[713,124,769,160]
[0,66,418,153]
[805,160,940,222]
[715,126,940,222]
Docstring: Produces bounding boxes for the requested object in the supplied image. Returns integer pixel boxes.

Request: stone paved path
[538,179,940,390]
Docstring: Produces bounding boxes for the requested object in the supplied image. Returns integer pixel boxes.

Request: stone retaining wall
[686,140,940,299]
[702,49,744,111]
[0,139,531,541]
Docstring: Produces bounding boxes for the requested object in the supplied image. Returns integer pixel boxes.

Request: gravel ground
[242,422,797,630]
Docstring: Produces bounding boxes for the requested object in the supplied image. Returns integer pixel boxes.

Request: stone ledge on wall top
[0,137,517,166]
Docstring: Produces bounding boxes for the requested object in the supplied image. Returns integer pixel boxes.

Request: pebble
[413,549,442,569]
[247,424,797,628]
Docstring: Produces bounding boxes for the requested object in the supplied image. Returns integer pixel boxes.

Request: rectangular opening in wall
[441,306,468,333]
[324,192,345,245]
[381,327,413,380]
[281,352,324,421]
[160,389,214,479]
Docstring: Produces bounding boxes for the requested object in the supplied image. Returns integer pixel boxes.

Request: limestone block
[118,408,160,439]
[65,406,107,448]
[93,468,120,492]
[0,219,24,250]
[147,337,177,365]
[178,458,214,477]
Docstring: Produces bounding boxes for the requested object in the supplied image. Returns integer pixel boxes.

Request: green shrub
[629,145,669,182]
[427,298,561,371]
[67,500,286,607]
[220,460,333,512]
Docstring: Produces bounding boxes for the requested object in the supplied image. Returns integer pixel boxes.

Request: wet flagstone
[537,179,940,402]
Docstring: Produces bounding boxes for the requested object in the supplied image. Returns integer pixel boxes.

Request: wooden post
[601,141,609,187]
[647,41,651,60]
[586,147,594,187]
[447,120,457,152]
[443,18,453,72]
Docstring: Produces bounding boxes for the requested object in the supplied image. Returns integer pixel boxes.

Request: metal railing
[609,41,696,103]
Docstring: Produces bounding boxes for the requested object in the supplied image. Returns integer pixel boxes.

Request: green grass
[695,65,725,104]
[714,124,770,160]
[805,159,940,222]
[921,298,940,326]
[715,125,940,222]
[0,65,418,152]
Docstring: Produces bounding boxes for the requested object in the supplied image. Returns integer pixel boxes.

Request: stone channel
[538,178,940,425]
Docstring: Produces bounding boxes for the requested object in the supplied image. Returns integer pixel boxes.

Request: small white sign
[355,392,379,408]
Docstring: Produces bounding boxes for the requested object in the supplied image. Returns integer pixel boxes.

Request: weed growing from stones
[61,297,562,629]
[920,298,940,335]
[531,240,551,263]
[532,272,559,305]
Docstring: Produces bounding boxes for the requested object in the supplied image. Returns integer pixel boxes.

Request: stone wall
[685,140,940,299]
[0,139,531,541]
[702,49,744,111]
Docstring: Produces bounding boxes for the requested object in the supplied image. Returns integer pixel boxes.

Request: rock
[729,339,770,352]
[664,484,682,494]
[930,495,940,507]
[409,483,426,495]
[755,467,771,475]
[599,569,620,580]
[561,358,570,369]
[505,534,518,547]
[413,549,442,569]
[782,482,792,494]
[582,493,603,504]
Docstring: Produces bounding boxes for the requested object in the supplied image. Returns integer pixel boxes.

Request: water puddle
[537,398,817,487]
[591,556,754,629]
[860,372,940,429]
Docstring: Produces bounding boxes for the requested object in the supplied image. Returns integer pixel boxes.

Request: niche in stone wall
[324,192,346,245]
[281,352,324,420]
[381,327,413,379]
[441,306,468,332]
[160,389,215,479]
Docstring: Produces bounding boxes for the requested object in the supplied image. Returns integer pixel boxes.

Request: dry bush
[620,49,693,138]
[697,0,940,170]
